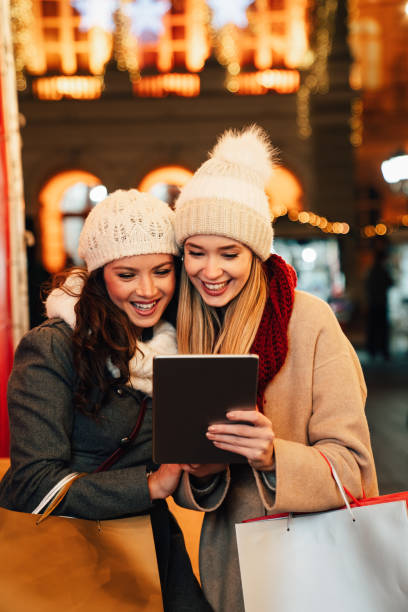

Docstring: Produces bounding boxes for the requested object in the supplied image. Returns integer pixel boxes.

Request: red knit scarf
[250,254,297,411]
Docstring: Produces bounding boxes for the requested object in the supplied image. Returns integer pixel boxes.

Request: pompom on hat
[78,188,179,272]
[174,124,277,261]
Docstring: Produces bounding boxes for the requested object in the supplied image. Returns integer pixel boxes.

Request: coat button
[114,387,124,396]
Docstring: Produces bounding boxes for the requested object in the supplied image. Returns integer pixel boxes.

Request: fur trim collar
[45,274,83,329]
[45,275,177,396]
[127,320,177,395]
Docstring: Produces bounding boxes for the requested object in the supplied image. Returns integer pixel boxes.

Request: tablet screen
[152,354,259,464]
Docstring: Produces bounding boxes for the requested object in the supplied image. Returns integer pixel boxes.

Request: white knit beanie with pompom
[174,124,276,261]
[78,188,179,272]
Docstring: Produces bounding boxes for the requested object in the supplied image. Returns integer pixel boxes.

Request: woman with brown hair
[0,188,212,611]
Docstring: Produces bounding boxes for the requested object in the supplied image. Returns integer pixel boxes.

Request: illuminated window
[133,73,200,97]
[25,0,112,75]
[32,75,103,100]
[267,166,304,218]
[349,18,382,91]
[38,170,102,272]
[139,165,193,208]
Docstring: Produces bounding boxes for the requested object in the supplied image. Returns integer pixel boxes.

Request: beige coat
[175,290,378,612]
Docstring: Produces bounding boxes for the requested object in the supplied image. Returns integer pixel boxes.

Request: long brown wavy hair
[50,267,141,417]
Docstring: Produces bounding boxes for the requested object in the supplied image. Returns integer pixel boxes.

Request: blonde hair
[177,256,268,354]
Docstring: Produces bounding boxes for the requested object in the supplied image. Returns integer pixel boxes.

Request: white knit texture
[78,189,179,272]
[210,124,277,185]
[175,197,273,261]
[174,125,275,260]
[176,172,270,219]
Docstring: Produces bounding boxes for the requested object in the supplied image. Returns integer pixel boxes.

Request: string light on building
[185,0,211,72]
[208,0,253,93]
[361,214,408,238]
[9,0,36,91]
[296,77,314,139]
[114,1,141,81]
[276,208,351,235]
[215,24,241,92]
[70,0,117,32]
[350,97,363,147]
[297,0,338,139]
[363,223,388,237]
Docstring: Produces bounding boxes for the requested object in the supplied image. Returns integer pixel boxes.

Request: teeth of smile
[133,301,157,311]
[203,281,227,290]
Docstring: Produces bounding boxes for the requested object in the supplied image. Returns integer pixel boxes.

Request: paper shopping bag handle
[36,473,87,524]
[318,451,365,511]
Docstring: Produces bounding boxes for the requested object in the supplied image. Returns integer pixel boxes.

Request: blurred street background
[358,349,408,495]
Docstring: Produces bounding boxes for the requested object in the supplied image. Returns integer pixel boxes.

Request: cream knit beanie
[78,189,179,271]
[174,124,276,261]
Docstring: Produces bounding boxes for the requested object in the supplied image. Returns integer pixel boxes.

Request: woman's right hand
[147,463,183,500]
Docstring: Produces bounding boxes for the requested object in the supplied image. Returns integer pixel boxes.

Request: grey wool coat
[0,319,211,612]
[175,290,379,612]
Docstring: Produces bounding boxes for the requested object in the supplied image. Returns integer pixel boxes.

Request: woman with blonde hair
[173,125,378,612]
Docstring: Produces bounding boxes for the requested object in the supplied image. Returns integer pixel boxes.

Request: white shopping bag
[236,463,408,612]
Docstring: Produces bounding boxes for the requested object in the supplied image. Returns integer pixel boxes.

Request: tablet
[152,354,259,464]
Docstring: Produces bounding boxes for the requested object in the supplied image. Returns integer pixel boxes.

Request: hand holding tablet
[152,355,259,464]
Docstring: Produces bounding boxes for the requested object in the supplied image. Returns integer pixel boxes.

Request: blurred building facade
[349,0,408,351]
[7,0,408,338]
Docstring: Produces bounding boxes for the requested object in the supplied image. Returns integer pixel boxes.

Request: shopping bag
[0,468,163,611]
[0,507,163,612]
[0,399,163,611]
[235,458,408,612]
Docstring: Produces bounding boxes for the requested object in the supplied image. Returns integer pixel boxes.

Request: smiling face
[103,253,175,330]
[183,235,253,307]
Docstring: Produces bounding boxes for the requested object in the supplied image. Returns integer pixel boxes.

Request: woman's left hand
[206,409,275,471]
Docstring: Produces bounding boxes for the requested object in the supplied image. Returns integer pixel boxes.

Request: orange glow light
[185,0,210,71]
[375,223,387,236]
[236,70,300,95]
[267,167,303,216]
[298,211,310,223]
[133,73,200,97]
[32,76,103,100]
[139,166,193,193]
